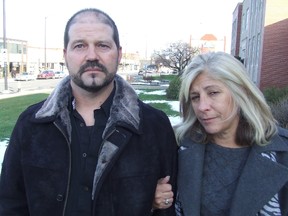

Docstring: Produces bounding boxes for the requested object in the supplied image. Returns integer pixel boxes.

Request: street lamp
[44,17,47,70]
[2,0,8,92]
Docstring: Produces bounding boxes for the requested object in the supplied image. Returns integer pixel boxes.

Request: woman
[154,52,288,215]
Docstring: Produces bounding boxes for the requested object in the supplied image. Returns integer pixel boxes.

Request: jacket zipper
[53,122,72,216]
[92,128,118,201]
[92,128,119,215]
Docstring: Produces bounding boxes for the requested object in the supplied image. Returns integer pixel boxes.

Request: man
[0,8,177,216]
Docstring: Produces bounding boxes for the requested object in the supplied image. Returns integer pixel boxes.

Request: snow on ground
[144,100,181,125]
[141,89,181,126]
[0,89,181,173]
[135,89,166,95]
[0,140,8,173]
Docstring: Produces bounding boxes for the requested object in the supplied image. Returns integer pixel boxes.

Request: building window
[242,13,246,33]
[246,8,250,30]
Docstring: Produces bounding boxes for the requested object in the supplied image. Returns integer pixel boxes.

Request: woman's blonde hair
[174,52,277,146]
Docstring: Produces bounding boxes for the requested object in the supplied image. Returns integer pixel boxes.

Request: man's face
[64,13,122,92]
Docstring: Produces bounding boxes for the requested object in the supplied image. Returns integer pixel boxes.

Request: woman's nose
[198,96,210,111]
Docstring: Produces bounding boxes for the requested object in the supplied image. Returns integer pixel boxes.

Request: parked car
[54,71,65,79]
[15,72,36,81]
[138,64,158,75]
[37,70,55,79]
[146,64,158,73]
[138,68,145,75]
[149,80,160,86]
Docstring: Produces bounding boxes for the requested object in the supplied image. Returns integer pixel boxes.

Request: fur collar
[35,74,140,139]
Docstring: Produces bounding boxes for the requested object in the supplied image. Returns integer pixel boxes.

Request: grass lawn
[0,90,179,140]
[138,89,179,116]
[0,94,49,140]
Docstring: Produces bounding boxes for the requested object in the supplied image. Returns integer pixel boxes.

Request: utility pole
[2,0,8,92]
[44,17,47,70]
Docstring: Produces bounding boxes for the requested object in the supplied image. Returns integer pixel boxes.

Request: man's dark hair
[64,8,120,49]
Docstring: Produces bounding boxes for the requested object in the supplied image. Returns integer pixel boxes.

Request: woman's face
[189,72,239,142]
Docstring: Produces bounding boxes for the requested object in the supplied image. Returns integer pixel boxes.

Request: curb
[0,89,52,100]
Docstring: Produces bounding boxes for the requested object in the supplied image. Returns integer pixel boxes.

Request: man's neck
[71,81,114,126]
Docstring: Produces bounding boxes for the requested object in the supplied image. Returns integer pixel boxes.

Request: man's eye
[98,44,110,49]
[75,44,84,49]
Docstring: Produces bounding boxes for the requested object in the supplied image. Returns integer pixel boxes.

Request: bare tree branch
[153,41,199,76]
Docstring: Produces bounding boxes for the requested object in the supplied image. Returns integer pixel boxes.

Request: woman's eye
[209,91,219,96]
[190,95,199,101]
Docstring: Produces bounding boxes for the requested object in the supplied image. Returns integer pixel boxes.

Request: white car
[15,72,36,81]
[54,71,65,79]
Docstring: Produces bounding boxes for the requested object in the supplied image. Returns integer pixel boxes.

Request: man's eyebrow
[71,39,85,44]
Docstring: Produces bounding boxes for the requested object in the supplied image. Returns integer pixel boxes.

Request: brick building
[231,0,288,90]
[260,15,288,89]
[231,3,243,57]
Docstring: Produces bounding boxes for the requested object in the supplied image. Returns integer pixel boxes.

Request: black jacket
[0,75,178,216]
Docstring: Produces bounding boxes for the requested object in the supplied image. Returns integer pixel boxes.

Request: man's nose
[86,46,99,61]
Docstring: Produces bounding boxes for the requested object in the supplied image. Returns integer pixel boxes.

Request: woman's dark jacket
[0,75,178,216]
[177,128,288,216]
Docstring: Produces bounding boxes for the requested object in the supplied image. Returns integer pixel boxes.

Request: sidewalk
[0,88,53,100]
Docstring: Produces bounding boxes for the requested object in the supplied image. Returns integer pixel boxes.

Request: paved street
[0,73,168,100]
[0,78,61,93]
[0,78,60,99]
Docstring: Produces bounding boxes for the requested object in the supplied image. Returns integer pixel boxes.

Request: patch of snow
[144,90,166,95]
[0,90,181,174]
[143,100,181,125]
[167,101,180,112]
[144,100,179,112]
[0,140,9,173]
[135,89,166,95]
[169,116,182,126]
[135,90,145,94]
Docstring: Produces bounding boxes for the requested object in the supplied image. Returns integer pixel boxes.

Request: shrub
[270,96,288,129]
[160,74,177,82]
[263,87,288,104]
[166,76,181,100]
[143,75,156,82]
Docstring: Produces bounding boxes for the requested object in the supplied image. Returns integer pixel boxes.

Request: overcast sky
[0,0,241,57]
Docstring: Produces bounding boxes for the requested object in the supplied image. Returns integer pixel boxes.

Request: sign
[1,49,8,66]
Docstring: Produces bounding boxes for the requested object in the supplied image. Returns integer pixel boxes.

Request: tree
[152,41,199,76]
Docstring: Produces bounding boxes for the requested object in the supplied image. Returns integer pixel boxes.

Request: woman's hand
[152,176,174,209]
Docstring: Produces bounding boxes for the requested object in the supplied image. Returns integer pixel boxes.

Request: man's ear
[118,46,122,64]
